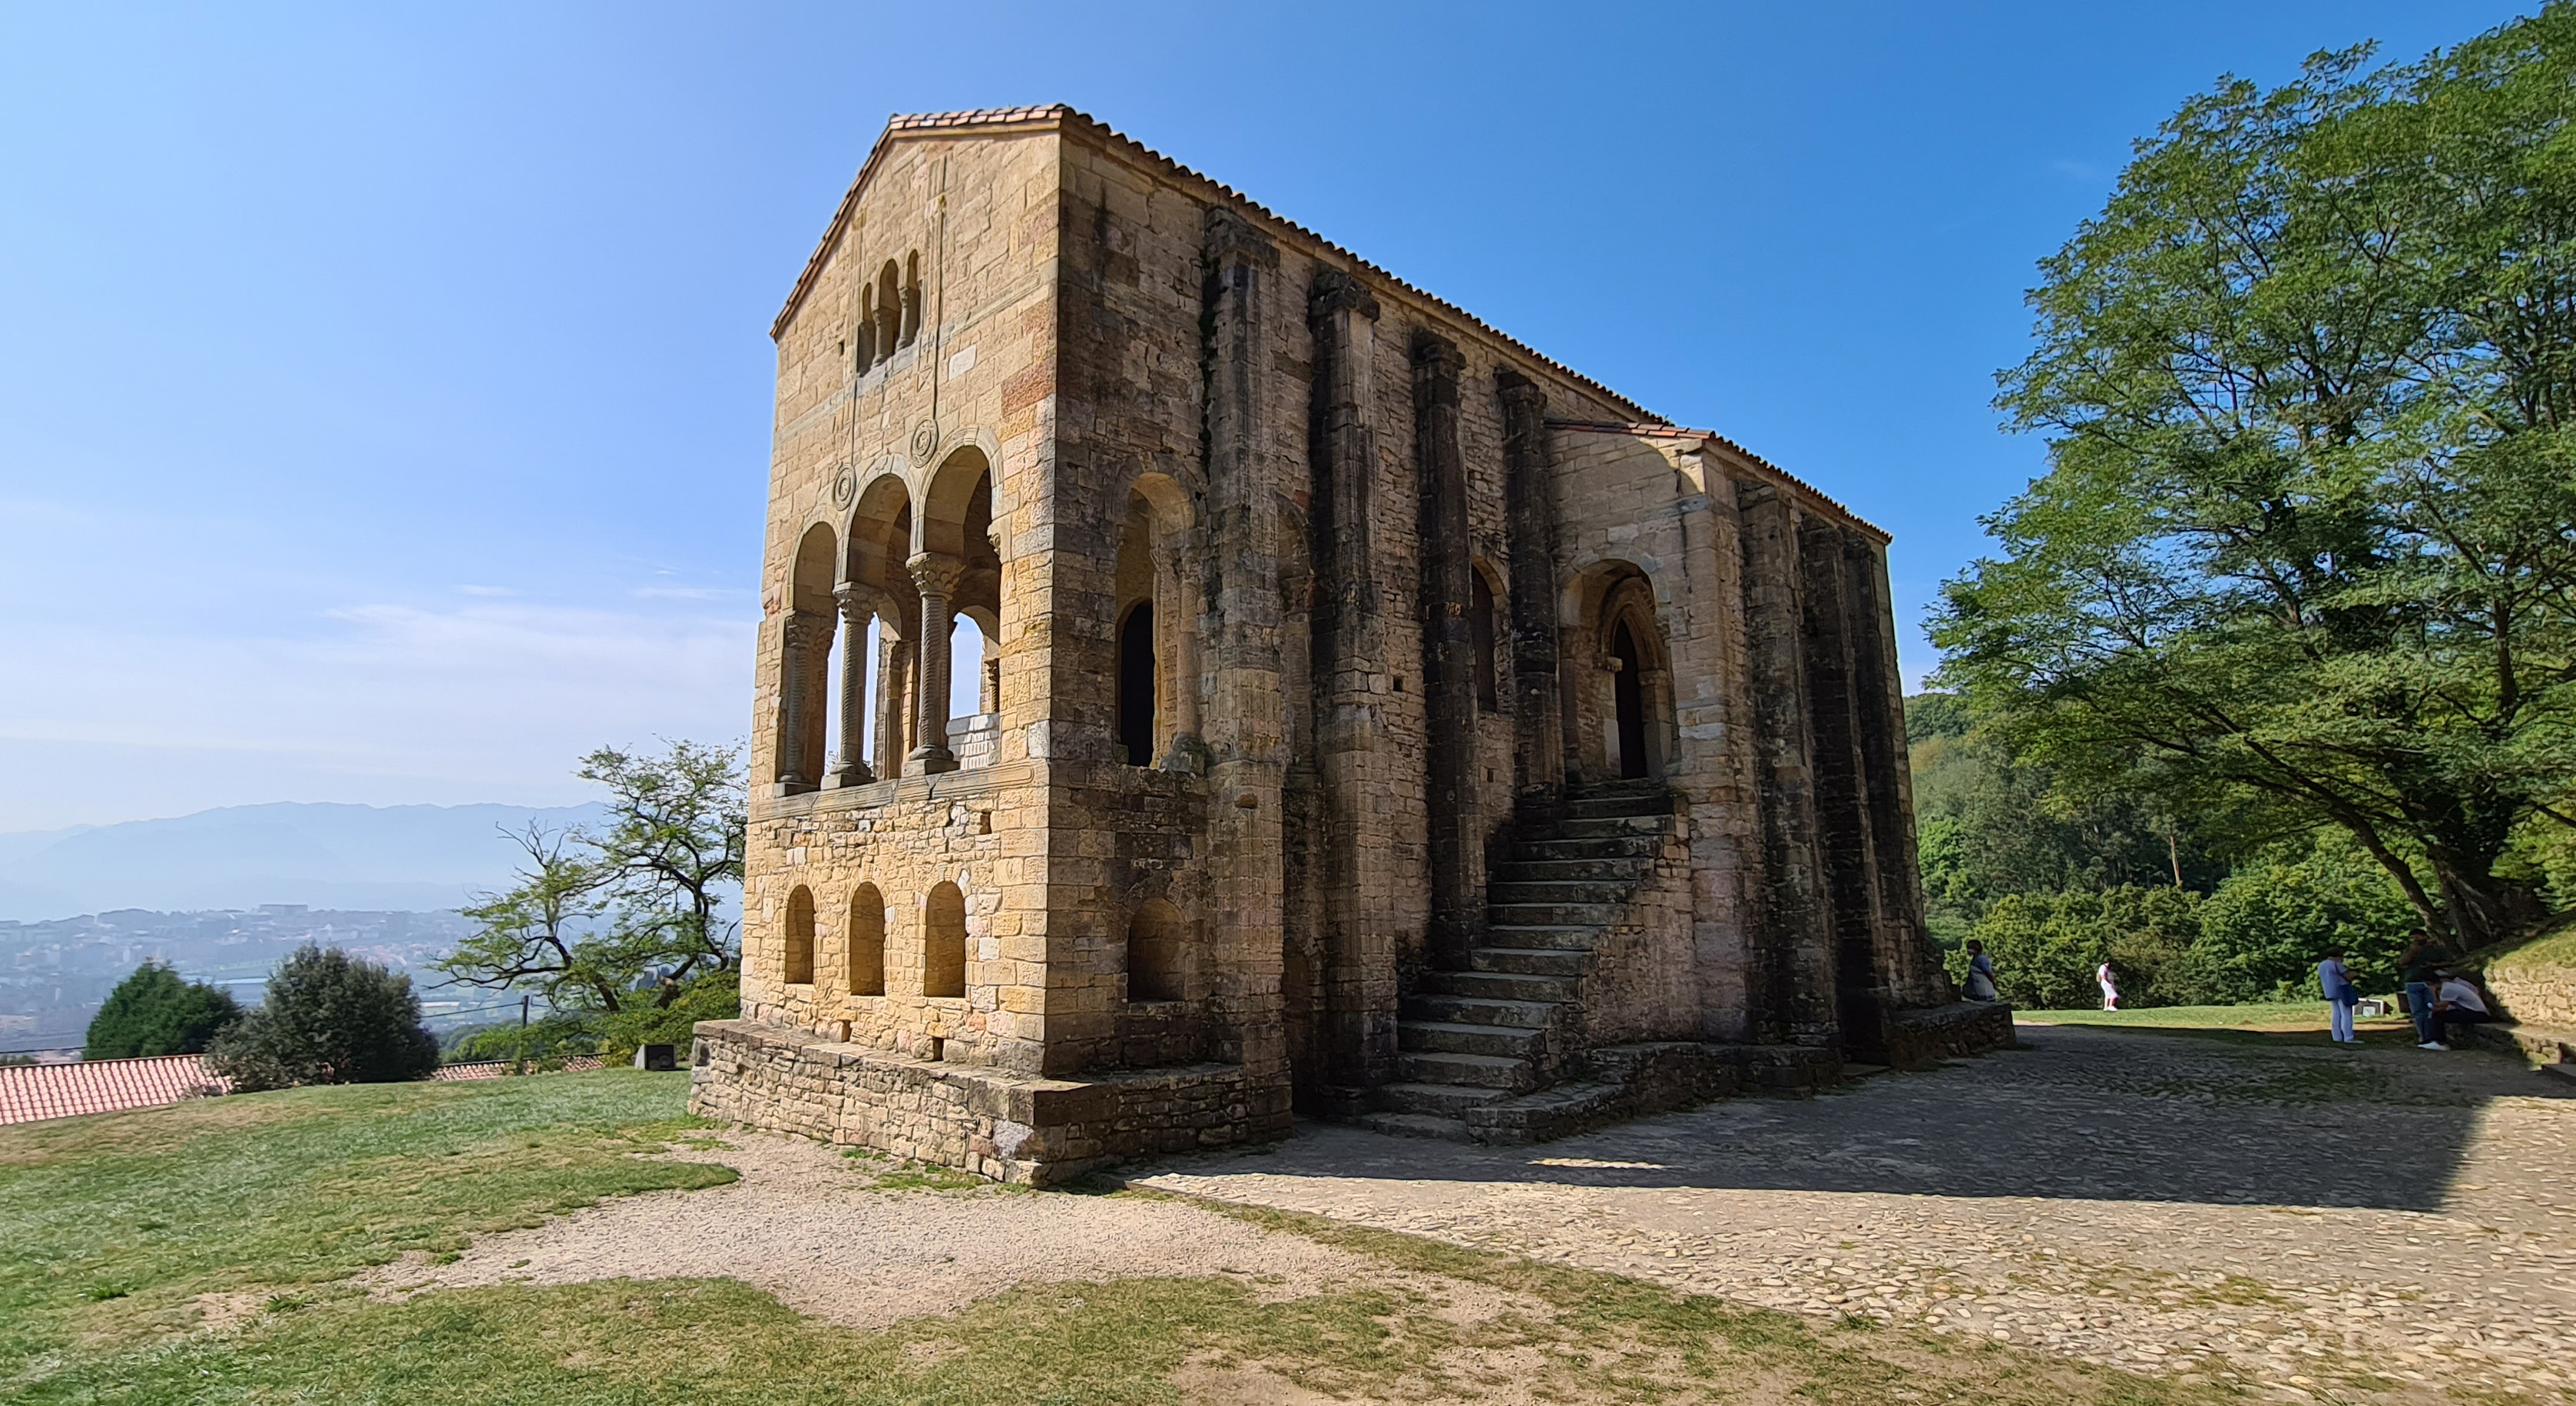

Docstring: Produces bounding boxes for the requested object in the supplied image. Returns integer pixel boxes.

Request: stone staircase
[1361,778,1683,1142]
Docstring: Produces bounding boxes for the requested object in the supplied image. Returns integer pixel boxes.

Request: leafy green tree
[1935,12,2576,951]
[435,740,745,1050]
[435,823,624,1012]
[208,946,439,1092]
[576,740,746,996]
[2187,840,2419,1002]
[83,962,241,1059]
[1959,885,2207,1010]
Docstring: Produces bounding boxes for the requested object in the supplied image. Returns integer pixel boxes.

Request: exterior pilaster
[1412,331,1479,973]
[774,609,833,794]
[1737,484,1838,1046]
[1496,369,1563,820]
[1305,267,1398,1102]
[1200,207,1287,1087]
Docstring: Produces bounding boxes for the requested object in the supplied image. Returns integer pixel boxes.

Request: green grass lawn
[0,1069,2253,1404]
[2014,1003,2415,1034]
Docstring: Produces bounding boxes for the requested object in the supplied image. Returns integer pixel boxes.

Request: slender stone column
[1496,370,1564,819]
[874,631,912,781]
[775,610,833,791]
[1305,266,1396,1103]
[1412,331,1478,973]
[829,584,879,787]
[907,552,962,774]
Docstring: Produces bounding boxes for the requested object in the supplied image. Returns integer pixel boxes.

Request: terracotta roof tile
[0,1055,226,1126]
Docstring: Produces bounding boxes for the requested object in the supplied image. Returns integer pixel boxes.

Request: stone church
[689,105,2008,1184]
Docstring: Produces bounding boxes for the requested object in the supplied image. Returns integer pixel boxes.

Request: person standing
[2098,960,2120,1011]
[2319,947,2359,1043]
[2399,930,2444,1046]
[1963,940,1998,1002]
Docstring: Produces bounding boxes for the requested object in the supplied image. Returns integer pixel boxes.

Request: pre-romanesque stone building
[689,105,2008,1183]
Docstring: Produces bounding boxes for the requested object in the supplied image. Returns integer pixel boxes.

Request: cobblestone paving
[1141,1025,2576,1403]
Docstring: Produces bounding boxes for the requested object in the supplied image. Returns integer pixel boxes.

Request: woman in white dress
[2097,960,2120,1011]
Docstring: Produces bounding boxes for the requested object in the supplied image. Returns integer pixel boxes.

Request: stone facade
[692,105,2005,1182]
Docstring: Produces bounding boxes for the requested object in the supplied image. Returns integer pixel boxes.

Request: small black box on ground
[634,1043,677,1072]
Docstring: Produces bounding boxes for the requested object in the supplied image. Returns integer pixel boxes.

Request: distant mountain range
[0,802,611,923]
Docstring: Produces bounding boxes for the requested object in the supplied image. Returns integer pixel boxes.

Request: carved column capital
[833,582,887,627]
[1496,367,1547,420]
[906,552,965,600]
[1411,330,1465,384]
[1203,206,1278,269]
[781,609,835,650]
[1307,268,1380,326]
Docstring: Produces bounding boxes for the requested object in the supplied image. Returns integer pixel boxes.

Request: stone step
[1468,946,1591,977]
[1515,835,1659,861]
[1490,879,1634,905]
[1563,793,1674,819]
[1405,993,1560,1030]
[1488,900,1622,927]
[1496,857,1655,883]
[1399,1020,1543,1058]
[1353,1110,1474,1142]
[1484,925,1599,952]
[1571,777,1669,796]
[1555,814,1671,839]
[1397,1050,1535,1090]
[1374,1080,1512,1116]
[1425,968,1582,1002]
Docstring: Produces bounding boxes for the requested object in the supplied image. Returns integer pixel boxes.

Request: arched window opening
[1127,900,1185,1003]
[900,252,922,347]
[1611,621,1649,781]
[856,285,878,371]
[875,261,902,360]
[1469,568,1499,712]
[776,522,839,789]
[846,884,885,996]
[1117,603,1156,767]
[783,886,816,986]
[922,882,967,998]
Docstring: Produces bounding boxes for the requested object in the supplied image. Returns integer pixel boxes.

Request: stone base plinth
[1885,1001,2017,1068]
[689,1019,1290,1186]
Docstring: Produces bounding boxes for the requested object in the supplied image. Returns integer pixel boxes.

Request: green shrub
[83,962,241,1059]
[207,946,440,1091]
[593,970,738,1063]
[1958,885,2206,1009]
[2183,845,2416,1003]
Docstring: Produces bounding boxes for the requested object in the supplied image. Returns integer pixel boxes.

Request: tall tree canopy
[84,962,240,1059]
[1935,8,2576,950]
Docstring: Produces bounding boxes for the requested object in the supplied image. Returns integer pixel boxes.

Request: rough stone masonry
[689,104,2010,1185]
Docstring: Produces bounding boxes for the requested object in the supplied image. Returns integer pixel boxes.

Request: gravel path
[371,1132,1380,1328]
[1141,1025,2576,1404]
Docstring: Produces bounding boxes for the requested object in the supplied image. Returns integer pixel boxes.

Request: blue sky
[0,1,2529,831]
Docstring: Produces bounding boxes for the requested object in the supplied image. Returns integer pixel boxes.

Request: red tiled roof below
[0,1055,227,1126]
[0,1054,614,1126]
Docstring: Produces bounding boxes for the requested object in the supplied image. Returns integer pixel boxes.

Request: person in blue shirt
[2318,947,2359,1043]
[1962,940,1998,1002]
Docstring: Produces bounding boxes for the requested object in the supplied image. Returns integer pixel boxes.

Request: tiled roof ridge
[1551,420,1886,541]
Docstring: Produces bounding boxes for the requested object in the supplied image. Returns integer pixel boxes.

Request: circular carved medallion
[909,419,940,466]
[829,463,859,509]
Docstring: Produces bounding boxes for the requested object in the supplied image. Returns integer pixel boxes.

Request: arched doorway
[1611,620,1649,780]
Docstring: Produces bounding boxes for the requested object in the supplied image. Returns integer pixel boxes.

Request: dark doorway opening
[1117,602,1156,766]
[1611,621,1648,780]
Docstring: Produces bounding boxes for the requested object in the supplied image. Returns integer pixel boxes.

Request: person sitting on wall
[2421,970,2497,1051]
[1962,940,1998,1003]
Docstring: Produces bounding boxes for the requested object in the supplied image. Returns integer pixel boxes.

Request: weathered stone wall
[690,1019,1283,1186]
[707,108,2002,1182]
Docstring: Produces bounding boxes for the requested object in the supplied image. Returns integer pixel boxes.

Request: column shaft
[907,554,961,774]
